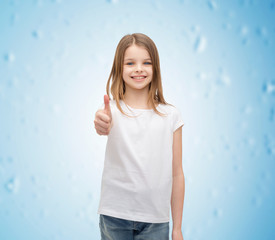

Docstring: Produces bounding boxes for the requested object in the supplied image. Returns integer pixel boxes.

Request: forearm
[170,172,185,231]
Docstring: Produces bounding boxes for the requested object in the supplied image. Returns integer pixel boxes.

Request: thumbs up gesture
[94,95,113,136]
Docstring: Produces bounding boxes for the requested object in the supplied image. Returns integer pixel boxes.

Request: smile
[131,76,146,79]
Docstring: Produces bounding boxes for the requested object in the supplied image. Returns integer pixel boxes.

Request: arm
[171,126,185,239]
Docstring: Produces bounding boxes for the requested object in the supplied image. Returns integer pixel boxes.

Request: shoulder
[158,103,180,115]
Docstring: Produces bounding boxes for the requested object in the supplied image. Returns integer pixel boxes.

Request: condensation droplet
[256,26,267,37]
[233,164,241,172]
[7,77,19,88]
[213,208,223,217]
[30,175,37,184]
[106,0,119,4]
[207,0,217,10]
[190,25,200,33]
[52,0,62,3]
[244,136,256,147]
[242,105,253,114]
[4,53,16,62]
[218,74,231,86]
[261,171,271,181]
[20,117,26,125]
[40,208,49,218]
[240,25,249,36]
[262,79,275,95]
[269,106,274,122]
[6,157,13,164]
[10,13,20,25]
[5,176,20,193]
[264,135,275,156]
[194,36,207,53]
[32,30,43,39]
[222,23,232,30]
[251,195,262,207]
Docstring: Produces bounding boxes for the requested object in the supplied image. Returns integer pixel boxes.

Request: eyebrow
[124,58,151,61]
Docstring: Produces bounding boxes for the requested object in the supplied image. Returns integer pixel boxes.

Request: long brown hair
[106,33,173,117]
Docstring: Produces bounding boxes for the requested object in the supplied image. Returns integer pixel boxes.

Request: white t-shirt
[97,99,184,223]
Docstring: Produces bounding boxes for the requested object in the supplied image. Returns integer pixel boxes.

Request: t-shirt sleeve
[172,106,185,132]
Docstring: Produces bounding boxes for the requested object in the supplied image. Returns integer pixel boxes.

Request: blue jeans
[99,214,169,240]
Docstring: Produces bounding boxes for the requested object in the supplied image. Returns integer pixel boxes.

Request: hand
[172,229,184,240]
[94,95,113,136]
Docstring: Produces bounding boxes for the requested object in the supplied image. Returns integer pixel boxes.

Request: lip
[131,76,147,82]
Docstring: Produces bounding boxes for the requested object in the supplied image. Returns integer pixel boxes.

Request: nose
[135,63,143,72]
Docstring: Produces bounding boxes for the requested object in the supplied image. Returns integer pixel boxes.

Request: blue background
[0,0,275,239]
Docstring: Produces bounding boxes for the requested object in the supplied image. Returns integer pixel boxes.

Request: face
[122,44,153,92]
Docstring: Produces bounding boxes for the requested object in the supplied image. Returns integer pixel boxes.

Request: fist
[94,95,113,136]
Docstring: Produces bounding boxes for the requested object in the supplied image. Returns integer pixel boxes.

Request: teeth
[132,76,145,79]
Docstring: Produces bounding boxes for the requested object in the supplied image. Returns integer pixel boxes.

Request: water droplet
[241,38,249,45]
[30,175,38,184]
[7,156,13,163]
[7,77,19,88]
[194,36,207,53]
[251,195,262,207]
[190,25,200,33]
[262,79,275,95]
[207,0,217,10]
[228,10,236,18]
[222,23,232,30]
[20,117,26,125]
[213,208,223,217]
[240,25,249,36]
[106,0,119,3]
[40,208,49,218]
[10,13,20,25]
[260,171,271,180]
[218,74,231,86]
[32,30,43,39]
[264,135,275,156]
[242,105,253,114]
[4,53,16,62]
[197,72,208,81]
[244,136,256,147]
[5,176,20,193]
[256,26,267,37]
[269,106,275,122]
[233,164,241,172]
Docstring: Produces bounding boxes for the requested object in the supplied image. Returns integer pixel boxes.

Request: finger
[97,111,111,123]
[94,119,109,130]
[104,95,112,118]
[95,124,108,134]
[96,129,106,136]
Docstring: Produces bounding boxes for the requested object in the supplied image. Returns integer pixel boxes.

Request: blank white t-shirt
[97,99,184,223]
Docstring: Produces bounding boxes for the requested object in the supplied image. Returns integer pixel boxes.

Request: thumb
[104,94,112,119]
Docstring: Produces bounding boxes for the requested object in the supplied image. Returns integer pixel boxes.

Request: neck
[124,87,152,109]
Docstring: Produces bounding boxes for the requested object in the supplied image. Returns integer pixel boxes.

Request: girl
[94,33,185,240]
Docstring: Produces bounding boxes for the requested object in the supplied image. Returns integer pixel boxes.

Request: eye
[126,62,133,65]
[144,62,152,65]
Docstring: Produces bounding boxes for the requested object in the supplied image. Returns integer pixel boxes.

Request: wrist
[172,226,182,231]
